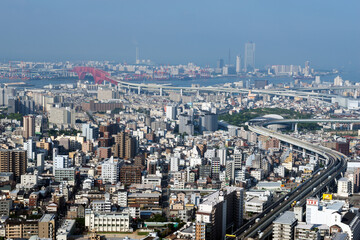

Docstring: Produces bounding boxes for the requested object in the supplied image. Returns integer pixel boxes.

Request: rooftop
[39,213,56,223]
[273,211,297,225]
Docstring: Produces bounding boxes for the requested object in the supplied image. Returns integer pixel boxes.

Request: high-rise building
[179,113,194,136]
[200,112,218,132]
[217,59,224,69]
[170,157,179,172]
[19,98,35,115]
[37,153,45,173]
[337,177,352,197]
[101,157,120,184]
[0,149,27,182]
[233,149,243,170]
[272,211,298,240]
[226,160,235,182]
[195,187,244,240]
[48,106,75,127]
[53,148,70,175]
[24,138,36,160]
[23,115,35,139]
[254,79,268,89]
[334,76,344,86]
[0,85,16,106]
[211,157,220,180]
[112,132,137,159]
[236,55,242,73]
[97,88,116,101]
[119,165,142,185]
[38,214,56,240]
[244,42,255,72]
[217,148,227,166]
[166,105,177,120]
[81,123,99,141]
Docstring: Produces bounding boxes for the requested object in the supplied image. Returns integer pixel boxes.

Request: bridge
[261,118,360,131]
[72,66,119,85]
[226,125,347,239]
[71,67,339,102]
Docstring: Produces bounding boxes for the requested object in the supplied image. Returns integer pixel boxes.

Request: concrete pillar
[180,89,183,96]
[303,149,306,158]
[138,86,141,95]
[160,88,163,96]
[294,123,298,133]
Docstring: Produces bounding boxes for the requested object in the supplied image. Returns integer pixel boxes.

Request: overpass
[71,67,337,102]
[228,126,347,240]
[261,118,360,128]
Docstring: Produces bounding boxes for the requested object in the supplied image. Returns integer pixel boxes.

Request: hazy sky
[1,0,359,70]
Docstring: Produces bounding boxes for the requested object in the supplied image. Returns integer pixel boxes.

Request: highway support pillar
[293,123,298,132]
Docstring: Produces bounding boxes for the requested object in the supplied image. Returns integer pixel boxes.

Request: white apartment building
[85,210,132,233]
[251,169,264,181]
[170,157,179,172]
[91,200,111,212]
[101,157,119,184]
[117,191,127,207]
[337,177,353,197]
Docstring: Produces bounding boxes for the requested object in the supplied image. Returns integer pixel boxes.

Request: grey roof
[273,211,297,225]
[338,177,349,182]
[128,192,160,198]
[326,201,344,211]
[39,213,56,222]
[333,233,349,240]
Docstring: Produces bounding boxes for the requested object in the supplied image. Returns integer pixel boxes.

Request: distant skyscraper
[217,59,224,69]
[23,115,35,139]
[244,42,255,72]
[236,55,241,73]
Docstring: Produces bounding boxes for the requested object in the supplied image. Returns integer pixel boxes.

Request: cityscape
[0,1,360,240]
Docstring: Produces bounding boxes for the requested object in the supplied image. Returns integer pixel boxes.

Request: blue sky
[0,0,359,70]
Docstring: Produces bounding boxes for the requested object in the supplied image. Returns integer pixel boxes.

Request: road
[228,126,347,240]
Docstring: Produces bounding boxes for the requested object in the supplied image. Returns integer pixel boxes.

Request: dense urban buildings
[0,62,358,240]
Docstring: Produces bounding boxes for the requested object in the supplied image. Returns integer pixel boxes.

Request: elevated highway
[71,67,337,102]
[228,126,347,240]
[261,118,360,127]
